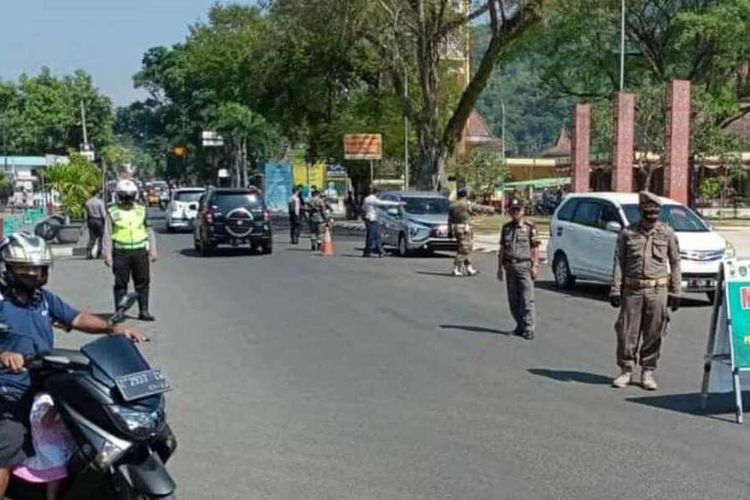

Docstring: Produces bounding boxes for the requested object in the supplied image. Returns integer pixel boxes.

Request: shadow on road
[439,324,512,336]
[528,368,612,385]
[417,271,454,277]
[626,392,748,423]
[178,248,258,258]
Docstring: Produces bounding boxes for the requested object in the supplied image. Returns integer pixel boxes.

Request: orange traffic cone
[321,226,335,256]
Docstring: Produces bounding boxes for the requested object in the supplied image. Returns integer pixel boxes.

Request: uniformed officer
[307,189,329,251]
[497,198,541,340]
[103,179,158,322]
[448,187,494,277]
[610,191,681,391]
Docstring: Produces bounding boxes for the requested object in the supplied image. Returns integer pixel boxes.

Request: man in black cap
[609,191,681,391]
[497,198,540,339]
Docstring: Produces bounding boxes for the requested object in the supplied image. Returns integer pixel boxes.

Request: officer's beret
[638,191,661,208]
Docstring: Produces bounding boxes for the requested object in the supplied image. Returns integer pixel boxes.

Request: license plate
[115,370,172,402]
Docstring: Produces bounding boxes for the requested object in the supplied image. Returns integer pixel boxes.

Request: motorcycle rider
[0,233,146,498]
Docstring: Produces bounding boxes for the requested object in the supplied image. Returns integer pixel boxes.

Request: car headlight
[726,241,736,259]
[409,225,429,239]
[108,405,164,439]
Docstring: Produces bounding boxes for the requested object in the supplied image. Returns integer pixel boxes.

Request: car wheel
[166,224,175,234]
[553,253,575,289]
[398,234,410,257]
[706,291,716,304]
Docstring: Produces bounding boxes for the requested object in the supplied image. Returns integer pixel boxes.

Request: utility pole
[501,100,506,166]
[404,70,409,191]
[80,100,89,147]
[619,0,626,90]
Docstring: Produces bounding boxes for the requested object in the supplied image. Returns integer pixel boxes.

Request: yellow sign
[293,161,325,190]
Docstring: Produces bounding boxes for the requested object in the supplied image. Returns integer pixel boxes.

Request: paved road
[48,215,750,499]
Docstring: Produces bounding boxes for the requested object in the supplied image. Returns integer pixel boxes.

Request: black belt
[504,258,530,264]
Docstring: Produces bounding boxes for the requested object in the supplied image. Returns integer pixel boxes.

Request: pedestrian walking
[497,198,540,340]
[609,191,681,391]
[448,187,494,276]
[84,191,107,259]
[288,186,302,245]
[103,179,158,322]
[361,187,402,258]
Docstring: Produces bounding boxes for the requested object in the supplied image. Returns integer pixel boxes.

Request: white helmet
[116,179,139,203]
[1,232,53,267]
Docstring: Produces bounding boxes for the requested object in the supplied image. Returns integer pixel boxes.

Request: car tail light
[263,208,270,223]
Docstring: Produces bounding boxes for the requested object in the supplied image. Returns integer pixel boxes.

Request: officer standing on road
[288,186,302,245]
[103,179,158,322]
[84,191,107,259]
[448,187,494,277]
[307,189,328,251]
[497,198,541,340]
[609,191,681,391]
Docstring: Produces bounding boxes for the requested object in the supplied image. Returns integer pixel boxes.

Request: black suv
[193,187,273,256]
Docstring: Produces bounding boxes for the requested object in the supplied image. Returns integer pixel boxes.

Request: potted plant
[43,153,101,244]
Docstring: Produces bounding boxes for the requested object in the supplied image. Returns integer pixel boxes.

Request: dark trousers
[363,220,382,256]
[113,248,150,314]
[86,218,104,259]
[505,262,535,334]
[289,214,302,244]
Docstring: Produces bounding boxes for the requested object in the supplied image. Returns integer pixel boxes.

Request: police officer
[288,186,302,245]
[497,198,541,340]
[448,187,493,277]
[307,189,328,251]
[103,179,158,322]
[610,191,681,391]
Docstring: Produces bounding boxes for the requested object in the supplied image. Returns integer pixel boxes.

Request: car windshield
[622,204,709,232]
[174,191,203,203]
[402,197,449,215]
[212,193,263,211]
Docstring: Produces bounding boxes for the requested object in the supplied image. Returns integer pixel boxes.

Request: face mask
[641,209,659,225]
[8,266,48,294]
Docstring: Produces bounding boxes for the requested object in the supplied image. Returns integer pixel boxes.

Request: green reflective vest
[109,204,148,250]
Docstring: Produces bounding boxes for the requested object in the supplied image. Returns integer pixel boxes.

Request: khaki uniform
[449,199,491,271]
[611,221,681,371]
[308,196,329,250]
[500,219,541,335]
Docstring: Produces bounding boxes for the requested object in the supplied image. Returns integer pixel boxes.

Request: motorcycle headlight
[725,241,736,259]
[108,405,164,439]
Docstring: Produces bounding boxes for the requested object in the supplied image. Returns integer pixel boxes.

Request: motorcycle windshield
[81,336,151,387]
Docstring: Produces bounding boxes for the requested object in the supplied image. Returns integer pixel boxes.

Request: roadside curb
[50,245,87,260]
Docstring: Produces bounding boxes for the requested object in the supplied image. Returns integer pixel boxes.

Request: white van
[547,192,733,301]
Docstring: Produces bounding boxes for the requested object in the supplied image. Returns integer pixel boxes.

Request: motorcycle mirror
[0,323,9,335]
[118,293,139,312]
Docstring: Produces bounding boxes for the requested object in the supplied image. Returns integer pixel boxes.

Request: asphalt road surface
[48,214,750,500]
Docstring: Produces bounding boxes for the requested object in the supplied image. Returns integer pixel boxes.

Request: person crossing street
[609,191,681,391]
[497,198,540,340]
[84,191,106,259]
[448,187,494,276]
[103,179,158,322]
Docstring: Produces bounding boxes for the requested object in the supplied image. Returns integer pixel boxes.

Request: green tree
[44,153,101,219]
[453,149,509,199]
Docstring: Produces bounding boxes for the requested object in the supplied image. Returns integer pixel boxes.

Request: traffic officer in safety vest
[103,179,158,321]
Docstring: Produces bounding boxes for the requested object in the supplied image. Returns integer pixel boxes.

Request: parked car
[166,188,204,233]
[378,191,457,256]
[548,192,734,301]
[193,187,272,256]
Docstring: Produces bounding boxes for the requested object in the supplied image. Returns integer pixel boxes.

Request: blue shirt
[0,289,79,394]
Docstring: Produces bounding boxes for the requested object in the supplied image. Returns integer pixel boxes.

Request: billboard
[293,161,325,191]
[344,134,382,160]
[263,163,292,213]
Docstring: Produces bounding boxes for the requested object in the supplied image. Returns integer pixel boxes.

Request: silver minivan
[378,191,457,256]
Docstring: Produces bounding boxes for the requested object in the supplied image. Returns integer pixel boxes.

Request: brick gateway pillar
[664,80,691,204]
[571,103,591,193]
[612,92,636,192]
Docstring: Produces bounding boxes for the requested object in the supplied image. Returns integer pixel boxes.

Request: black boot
[138,289,154,321]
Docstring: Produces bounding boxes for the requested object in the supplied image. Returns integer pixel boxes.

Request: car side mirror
[387,208,399,217]
[605,221,623,233]
[188,202,199,211]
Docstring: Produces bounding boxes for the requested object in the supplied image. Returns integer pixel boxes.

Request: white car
[548,192,734,301]
[166,188,204,233]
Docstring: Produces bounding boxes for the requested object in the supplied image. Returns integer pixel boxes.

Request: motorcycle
[5,293,178,500]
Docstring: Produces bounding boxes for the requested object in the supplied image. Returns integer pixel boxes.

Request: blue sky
[0,0,236,106]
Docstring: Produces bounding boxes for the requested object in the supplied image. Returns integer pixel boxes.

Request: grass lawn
[472,215,551,236]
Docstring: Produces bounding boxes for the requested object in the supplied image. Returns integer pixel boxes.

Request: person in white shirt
[288,186,302,245]
[362,187,402,258]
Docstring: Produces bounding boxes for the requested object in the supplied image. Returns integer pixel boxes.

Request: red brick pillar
[612,92,636,192]
[664,80,691,204]
[571,104,591,193]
